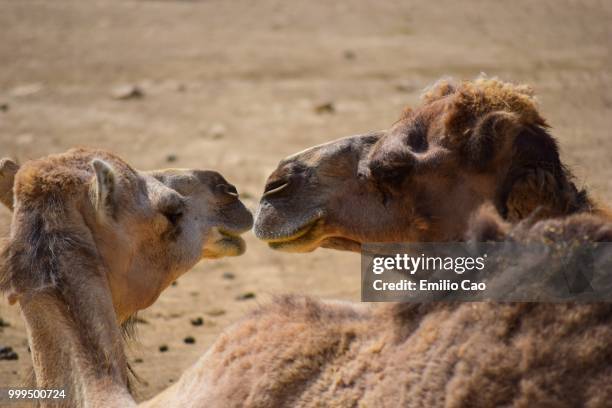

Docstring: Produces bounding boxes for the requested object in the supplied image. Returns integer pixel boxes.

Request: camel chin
[262,219,326,252]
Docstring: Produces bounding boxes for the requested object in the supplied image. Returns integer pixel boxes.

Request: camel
[143,78,612,407]
[255,77,609,252]
[144,209,612,408]
[0,148,253,407]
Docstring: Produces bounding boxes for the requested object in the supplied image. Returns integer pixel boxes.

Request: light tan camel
[0,148,252,407]
[255,77,609,252]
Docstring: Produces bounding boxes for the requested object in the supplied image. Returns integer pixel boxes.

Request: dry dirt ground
[0,0,610,402]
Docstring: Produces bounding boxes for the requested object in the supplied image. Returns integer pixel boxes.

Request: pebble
[111,84,144,100]
[0,346,18,361]
[190,317,204,326]
[11,83,43,97]
[314,101,335,114]
[159,345,169,353]
[205,308,226,317]
[222,272,236,280]
[16,134,34,145]
[395,81,418,93]
[209,123,226,139]
[183,336,196,345]
[235,292,256,301]
[343,50,356,60]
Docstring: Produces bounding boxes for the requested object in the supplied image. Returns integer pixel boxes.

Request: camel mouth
[203,229,246,258]
[263,219,325,252]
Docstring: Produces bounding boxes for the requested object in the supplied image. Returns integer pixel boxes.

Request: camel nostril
[217,184,239,197]
[263,178,290,197]
[226,184,238,196]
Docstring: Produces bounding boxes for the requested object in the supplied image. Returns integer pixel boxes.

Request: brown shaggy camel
[159,77,612,407]
[255,77,609,252]
[146,209,612,408]
[0,148,252,407]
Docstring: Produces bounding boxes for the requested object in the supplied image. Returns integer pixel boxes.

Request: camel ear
[497,125,587,222]
[465,111,521,169]
[368,143,417,190]
[0,158,19,211]
[91,159,117,219]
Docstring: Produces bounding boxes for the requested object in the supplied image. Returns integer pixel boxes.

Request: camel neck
[19,285,136,408]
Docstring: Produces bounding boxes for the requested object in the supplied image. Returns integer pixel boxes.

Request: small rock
[171,281,178,287]
[314,101,335,115]
[209,123,226,139]
[222,272,235,280]
[0,103,9,112]
[343,50,356,60]
[190,317,204,326]
[11,83,43,97]
[0,346,18,361]
[166,154,178,163]
[161,80,185,92]
[16,134,34,145]
[184,336,196,344]
[271,21,284,31]
[395,81,418,93]
[205,308,226,317]
[235,292,256,301]
[134,358,144,364]
[158,345,169,353]
[111,84,144,100]
[0,318,9,328]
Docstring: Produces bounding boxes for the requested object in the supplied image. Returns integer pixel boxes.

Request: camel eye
[162,208,183,226]
[406,131,427,152]
[159,197,186,226]
[405,120,428,152]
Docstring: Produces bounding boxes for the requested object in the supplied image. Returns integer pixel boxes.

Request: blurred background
[0,0,610,400]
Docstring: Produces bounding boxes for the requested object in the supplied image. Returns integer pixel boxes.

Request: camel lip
[218,228,245,237]
[320,237,362,252]
[203,230,246,258]
[218,230,247,249]
[258,218,321,244]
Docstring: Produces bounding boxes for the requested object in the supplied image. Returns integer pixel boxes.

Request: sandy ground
[0,0,610,402]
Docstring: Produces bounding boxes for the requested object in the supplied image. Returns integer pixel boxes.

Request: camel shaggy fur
[149,209,612,407]
[0,148,252,407]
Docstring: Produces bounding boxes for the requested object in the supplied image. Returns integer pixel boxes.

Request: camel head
[0,148,252,320]
[255,77,591,253]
